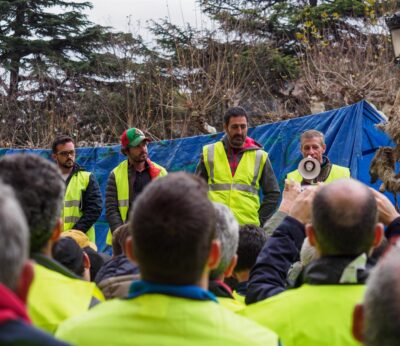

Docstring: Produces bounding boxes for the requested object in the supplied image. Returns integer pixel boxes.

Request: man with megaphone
[287,130,350,184]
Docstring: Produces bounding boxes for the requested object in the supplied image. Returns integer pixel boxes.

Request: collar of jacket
[128,159,161,179]
[31,253,80,280]
[303,253,371,285]
[128,280,218,302]
[221,135,262,153]
[208,279,234,299]
[0,283,31,325]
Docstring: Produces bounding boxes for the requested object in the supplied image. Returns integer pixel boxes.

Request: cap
[61,229,97,251]
[121,128,151,148]
[52,237,84,276]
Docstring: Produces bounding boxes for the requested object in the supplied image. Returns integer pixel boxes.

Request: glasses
[56,150,75,157]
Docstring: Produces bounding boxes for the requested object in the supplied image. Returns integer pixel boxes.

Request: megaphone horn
[298,157,321,180]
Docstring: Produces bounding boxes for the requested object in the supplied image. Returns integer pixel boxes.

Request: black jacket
[246,215,381,304]
[95,255,139,284]
[66,164,102,233]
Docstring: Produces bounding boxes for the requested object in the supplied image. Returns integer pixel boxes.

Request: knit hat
[61,229,97,251]
[52,237,84,276]
[120,128,151,149]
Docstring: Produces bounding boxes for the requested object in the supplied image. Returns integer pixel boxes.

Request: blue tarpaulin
[0,100,393,251]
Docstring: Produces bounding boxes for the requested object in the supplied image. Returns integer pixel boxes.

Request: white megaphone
[298,156,321,180]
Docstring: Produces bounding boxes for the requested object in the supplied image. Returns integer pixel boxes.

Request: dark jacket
[196,136,280,225]
[208,279,234,299]
[66,163,102,233]
[246,215,396,305]
[95,255,139,284]
[0,284,70,346]
[246,216,304,304]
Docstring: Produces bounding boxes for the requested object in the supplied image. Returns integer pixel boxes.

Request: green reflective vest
[203,142,267,225]
[63,171,96,242]
[241,284,365,346]
[106,160,167,245]
[56,294,279,346]
[287,164,350,183]
[28,263,104,334]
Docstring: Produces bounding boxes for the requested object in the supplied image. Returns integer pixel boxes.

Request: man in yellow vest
[105,127,167,244]
[51,135,102,243]
[56,172,279,346]
[0,154,104,334]
[242,179,384,346]
[196,107,280,226]
[287,129,350,184]
[0,182,69,345]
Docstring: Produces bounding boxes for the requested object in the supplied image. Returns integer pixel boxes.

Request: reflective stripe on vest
[63,171,96,242]
[106,160,167,245]
[203,142,267,225]
[287,164,350,183]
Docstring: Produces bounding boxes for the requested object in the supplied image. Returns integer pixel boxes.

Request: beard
[229,135,245,148]
[60,159,74,169]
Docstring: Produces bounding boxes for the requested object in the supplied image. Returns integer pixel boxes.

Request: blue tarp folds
[0,100,393,251]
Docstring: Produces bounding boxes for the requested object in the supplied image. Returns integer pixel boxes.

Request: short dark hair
[311,180,377,255]
[235,224,268,272]
[129,172,216,285]
[52,237,85,277]
[223,107,249,126]
[112,223,130,256]
[52,135,74,153]
[0,154,65,254]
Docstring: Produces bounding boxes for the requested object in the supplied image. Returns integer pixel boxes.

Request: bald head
[311,179,377,255]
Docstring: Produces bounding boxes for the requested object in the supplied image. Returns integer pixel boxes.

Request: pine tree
[0,0,112,96]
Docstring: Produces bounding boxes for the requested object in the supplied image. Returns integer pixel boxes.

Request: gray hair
[0,182,29,290]
[363,247,400,346]
[210,202,239,279]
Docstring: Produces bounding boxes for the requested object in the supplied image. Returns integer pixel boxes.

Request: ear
[50,218,62,242]
[125,236,138,264]
[223,123,228,132]
[223,254,238,279]
[15,260,34,303]
[83,252,91,269]
[207,239,221,271]
[372,223,384,248]
[352,304,364,342]
[51,153,57,162]
[322,143,326,154]
[305,224,317,247]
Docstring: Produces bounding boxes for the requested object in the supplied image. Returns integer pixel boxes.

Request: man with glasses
[51,135,102,242]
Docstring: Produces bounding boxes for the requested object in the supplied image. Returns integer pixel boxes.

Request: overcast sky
[80,0,211,41]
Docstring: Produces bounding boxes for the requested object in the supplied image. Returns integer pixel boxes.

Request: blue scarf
[128,280,218,303]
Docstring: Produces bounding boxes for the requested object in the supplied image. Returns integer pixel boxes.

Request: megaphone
[298,157,321,180]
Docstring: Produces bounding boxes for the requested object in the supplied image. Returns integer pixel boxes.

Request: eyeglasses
[56,150,75,157]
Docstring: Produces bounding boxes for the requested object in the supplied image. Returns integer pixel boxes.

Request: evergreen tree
[0,0,114,96]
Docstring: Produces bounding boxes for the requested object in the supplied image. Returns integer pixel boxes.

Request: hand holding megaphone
[298,156,321,180]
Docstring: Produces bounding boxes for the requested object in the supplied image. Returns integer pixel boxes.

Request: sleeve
[73,173,102,233]
[105,171,124,232]
[246,216,305,304]
[195,153,209,182]
[258,156,281,225]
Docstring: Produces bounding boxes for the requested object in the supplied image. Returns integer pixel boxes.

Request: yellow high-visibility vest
[63,171,96,242]
[287,164,350,183]
[241,284,364,346]
[56,294,279,346]
[203,142,267,225]
[106,160,167,245]
[28,263,104,334]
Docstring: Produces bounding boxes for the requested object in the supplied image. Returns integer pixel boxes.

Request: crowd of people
[0,106,399,345]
